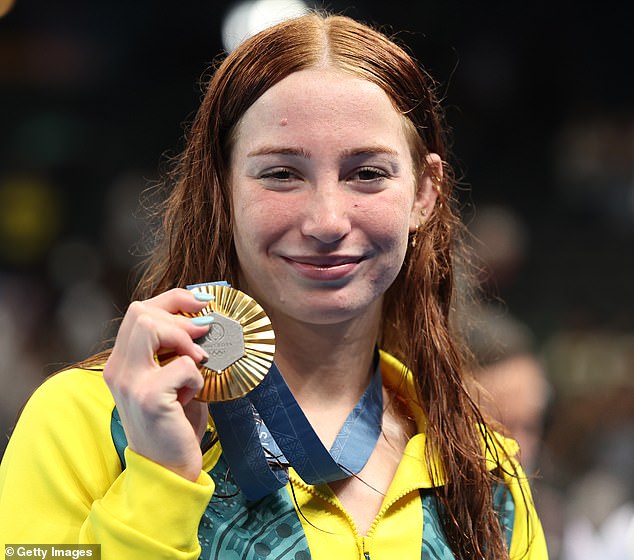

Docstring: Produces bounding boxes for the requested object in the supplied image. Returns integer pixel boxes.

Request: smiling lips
[283,255,364,281]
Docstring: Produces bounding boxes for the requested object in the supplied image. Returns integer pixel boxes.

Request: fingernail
[192,291,215,302]
[191,315,215,326]
[197,345,210,362]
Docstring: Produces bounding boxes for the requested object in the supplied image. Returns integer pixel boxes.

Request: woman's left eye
[348,167,388,182]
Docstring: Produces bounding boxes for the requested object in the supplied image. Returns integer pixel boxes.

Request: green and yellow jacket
[0,352,547,559]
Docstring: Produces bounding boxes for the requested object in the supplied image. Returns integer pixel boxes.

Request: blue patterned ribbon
[210,360,383,500]
[189,282,383,501]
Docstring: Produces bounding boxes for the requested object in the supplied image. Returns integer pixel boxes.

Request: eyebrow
[247,146,311,158]
[341,146,400,158]
[246,145,400,159]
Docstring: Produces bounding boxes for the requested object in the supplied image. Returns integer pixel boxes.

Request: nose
[300,185,352,244]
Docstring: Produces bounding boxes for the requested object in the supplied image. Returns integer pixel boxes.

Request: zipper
[289,471,423,558]
[290,472,373,559]
[362,537,371,560]
[289,472,362,533]
[364,484,423,537]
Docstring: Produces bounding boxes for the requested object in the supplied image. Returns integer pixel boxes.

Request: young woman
[0,13,547,559]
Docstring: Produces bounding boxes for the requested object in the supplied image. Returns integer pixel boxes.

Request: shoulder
[485,432,548,558]
[13,365,116,450]
[24,365,114,416]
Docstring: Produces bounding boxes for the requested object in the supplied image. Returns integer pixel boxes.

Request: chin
[286,293,382,327]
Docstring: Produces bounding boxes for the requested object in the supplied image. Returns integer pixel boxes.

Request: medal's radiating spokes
[184,284,276,402]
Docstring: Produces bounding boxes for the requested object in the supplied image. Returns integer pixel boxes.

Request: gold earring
[410,209,427,248]
[410,224,419,248]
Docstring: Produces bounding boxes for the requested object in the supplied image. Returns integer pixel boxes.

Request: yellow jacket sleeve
[0,368,215,559]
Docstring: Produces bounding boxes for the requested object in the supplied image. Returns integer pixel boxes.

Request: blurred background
[0,0,632,557]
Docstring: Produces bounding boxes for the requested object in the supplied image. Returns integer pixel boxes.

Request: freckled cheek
[233,199,299,251]
[360,206,411,249]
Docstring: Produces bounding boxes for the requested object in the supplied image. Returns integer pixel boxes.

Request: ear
[409,153,443,231]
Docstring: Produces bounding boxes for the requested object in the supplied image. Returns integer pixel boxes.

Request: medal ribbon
[209,359,383,501]
[189,282,383,501]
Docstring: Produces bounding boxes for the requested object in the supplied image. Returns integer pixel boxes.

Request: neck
[270,307,381,409]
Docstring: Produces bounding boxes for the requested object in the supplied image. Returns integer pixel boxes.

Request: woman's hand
[103,288,213,481]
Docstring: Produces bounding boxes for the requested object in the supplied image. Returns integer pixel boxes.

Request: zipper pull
[363,537,371,560]
[361,535,371,560]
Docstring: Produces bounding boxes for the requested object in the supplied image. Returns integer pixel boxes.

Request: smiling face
[230,68,435,330]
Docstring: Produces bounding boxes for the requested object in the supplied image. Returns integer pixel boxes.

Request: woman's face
[230,68,434,329]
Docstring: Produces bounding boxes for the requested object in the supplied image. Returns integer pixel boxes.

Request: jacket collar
[379,350,519,493]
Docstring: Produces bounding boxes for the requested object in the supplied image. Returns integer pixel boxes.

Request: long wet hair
[101,13,523,559]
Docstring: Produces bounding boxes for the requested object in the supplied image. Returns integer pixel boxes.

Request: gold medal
[185,284,275,402]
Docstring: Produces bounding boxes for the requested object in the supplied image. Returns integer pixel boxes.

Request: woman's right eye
[260,167,297,181]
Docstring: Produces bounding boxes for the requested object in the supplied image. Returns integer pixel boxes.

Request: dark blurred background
[1,1,632,557]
